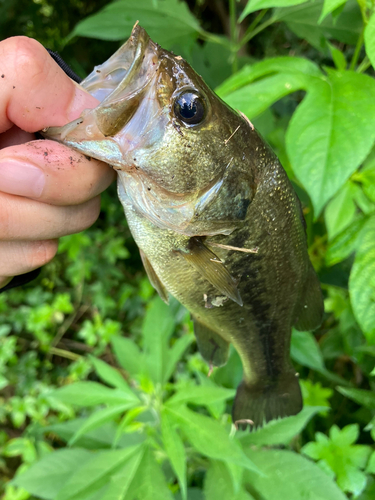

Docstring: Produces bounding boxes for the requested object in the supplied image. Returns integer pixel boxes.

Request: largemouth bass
[45,25,324,428]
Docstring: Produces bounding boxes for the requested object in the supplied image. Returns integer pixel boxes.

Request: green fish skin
[44,25,324,428]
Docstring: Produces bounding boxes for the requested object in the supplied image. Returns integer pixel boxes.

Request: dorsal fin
[193,318,230,367]
[179,237,243,306]
[139,249,169,304]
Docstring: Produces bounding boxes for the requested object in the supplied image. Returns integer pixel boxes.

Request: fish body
[44,25,324,427]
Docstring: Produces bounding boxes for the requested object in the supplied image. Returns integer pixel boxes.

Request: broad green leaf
[55,446,141,500]
[167,384,235,407]
[111,336,142,377]
[165,406,259,473]
[204,461,254,500]
[337,387,375,409]
[164,334,194,383]
[50,381,139,407]
[275,1,363,50]
[367,452,375,474]
[349,215,375,342]
[70,0,200,48]
[319,0,348,22]
[365,13,375,70]
[133,446,174,500]
[69,404,136,445]
[286,70,375,214]
[223,73,308,120]
[244,448,347,500]
[325,182,358,240]
[239,406,324,446]
[161,410,187,500]
[239,0,307,20]
[89,356,132,391]
[217,56,321,97]
[13,449,92,500]
[291,330,324,371]
[325,217,367,266]
[99,448,144,500]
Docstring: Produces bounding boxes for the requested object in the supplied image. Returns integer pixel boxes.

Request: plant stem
[49,347,81,361]
[229,0,239,73]
[238,16,276,50]
[357,56,372,73]
[243,9,268,41]
[350,29,364,70]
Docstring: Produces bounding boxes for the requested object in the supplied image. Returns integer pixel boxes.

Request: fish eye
[174,91,206,126]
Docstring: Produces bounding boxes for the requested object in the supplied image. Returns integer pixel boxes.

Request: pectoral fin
[140,249,169,304]
[193,318,230,367]
[180,237,243,306]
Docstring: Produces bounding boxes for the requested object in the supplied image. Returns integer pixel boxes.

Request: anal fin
[140,249,169,304]
[180,237,242,306]
[193,318,230,367]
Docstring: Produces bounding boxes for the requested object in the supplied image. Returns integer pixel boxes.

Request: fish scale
[44,24,324,428]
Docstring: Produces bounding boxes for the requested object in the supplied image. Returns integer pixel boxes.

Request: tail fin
[232,372,302,429]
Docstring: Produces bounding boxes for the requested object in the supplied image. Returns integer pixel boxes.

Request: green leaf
[167,384,235,407]
[244,448,347,500]
[337,386,375,409]
[365,13,375,70]
[69,404,136,445]
[325,182,359,240]
[89,356,132,391]
[275,1,363,50]
[291,330,324,371]
[134,446,174,500]
[325,217,367,266]
[205,461,254,500]
[239,406,324,446]
[55,446,141,500]
[50,381,139,407]
[164,334,194,383]
[319,0,348,22]
[111,336,142,378]
[70,0,200,48]
[13,449,92,500]
[302,425,372,496]
[165,406,259,473]
[161,410,187,500]
[286,70,375,214]
[349,215,375,342]
[239,0,307,21]
[327,42,347,71]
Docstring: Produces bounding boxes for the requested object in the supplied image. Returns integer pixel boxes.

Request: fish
[44,24,324,428]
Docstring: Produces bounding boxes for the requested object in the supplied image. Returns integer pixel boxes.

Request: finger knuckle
[3,36,48,84]
[75,196,101,232]
[26,239,58,269]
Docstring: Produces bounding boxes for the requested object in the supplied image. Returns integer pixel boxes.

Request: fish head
[44,24,258,235]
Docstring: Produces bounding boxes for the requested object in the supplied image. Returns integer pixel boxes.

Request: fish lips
[42,24,161,166]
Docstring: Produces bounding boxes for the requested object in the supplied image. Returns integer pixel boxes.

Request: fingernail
[67,84,99,121]
[0,159,45,198]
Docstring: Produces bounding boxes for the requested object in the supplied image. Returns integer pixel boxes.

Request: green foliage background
[1,0,375,498]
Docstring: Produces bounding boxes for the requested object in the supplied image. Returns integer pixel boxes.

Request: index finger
[0,36,99,133]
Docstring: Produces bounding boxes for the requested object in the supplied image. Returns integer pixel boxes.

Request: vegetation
[1,0,375,498]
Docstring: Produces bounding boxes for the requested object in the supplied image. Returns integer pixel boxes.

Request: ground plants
[1,0,375,499]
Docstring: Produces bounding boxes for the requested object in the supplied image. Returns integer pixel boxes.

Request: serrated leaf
[165,406,259,474]
[161,410,187,500]
[55,446,141,500]
[239,0,307,21]
[13,449,92,500]
[244,448,347,500]
[205,461,254,500]
[134,446,174,500]
[337,386,375,409]
[286,70,375,214]
[365,13,375,70]
[167,384,235,407]
[69,404,136,445]
[89,356,132,391]
[349,215,375,342]
[164,334,194,383]
[70,0,200,48]
[50,381,139,407]
[239,406,324,446]
[111,336,142,377]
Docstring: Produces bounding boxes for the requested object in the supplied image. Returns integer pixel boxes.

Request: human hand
[0,37,116,289]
